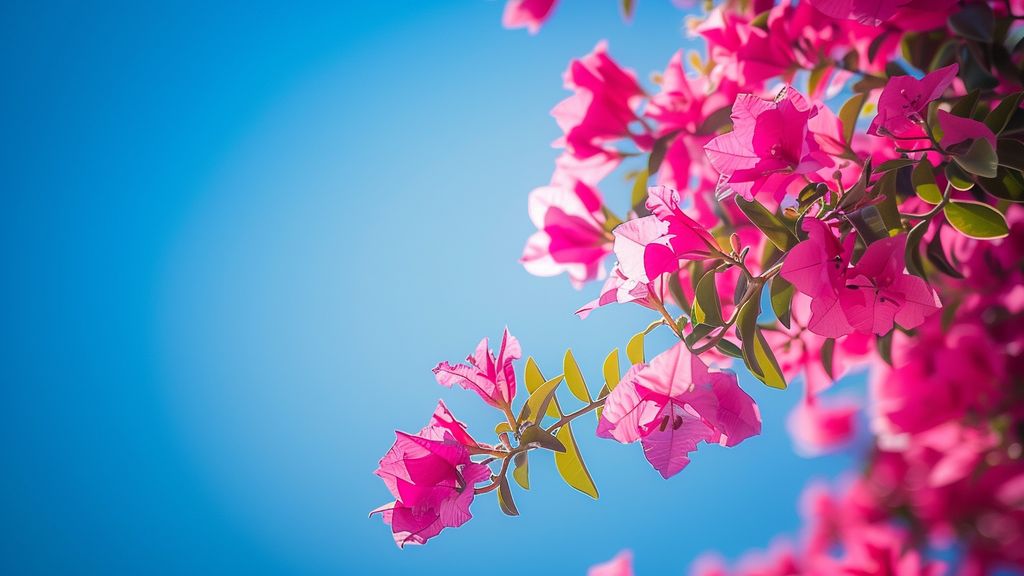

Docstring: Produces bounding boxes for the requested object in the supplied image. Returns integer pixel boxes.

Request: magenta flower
[596,342,761,478]
[867,64,958,139]
[552,42,648,161]
[501,0,557,34]
[371,401,491,547]
[521,180,612,288]
[781,220,939,338]
[433,328,521,409]
[809,0,909,25]
[643,186,719,277]
[788,397,859,456]
[936,109,996,150]
[705,86,829,201]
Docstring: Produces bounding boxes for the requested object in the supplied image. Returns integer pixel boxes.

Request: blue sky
[0,1,863,574]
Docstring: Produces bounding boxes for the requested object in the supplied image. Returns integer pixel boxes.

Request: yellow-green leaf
[517,375,564,425]
[692,270,724,326]
[512,452,529,490]
[943,200,1009,239]
[748,328,787,389]
[626,332,645,365]
[524,356,560,418]
[553,423,599,499]
[602,348,621,391]
[911,159,942,204]
[495,422,514,436]
[563,349,592,403]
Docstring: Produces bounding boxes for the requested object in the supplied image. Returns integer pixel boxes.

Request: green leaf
[562,349,592,403]
[977,166,1024,203]
[512,452,529,490]
[735,197,798,251]
[631,168,650,213]
[926,224,965,278]
[985,92,1024,134]
[769,275,794,329]
[821,338,836,380]
[997,138,1024,172]
[517,375,564,425]
[945,162,975,191]
[867,30,891,63]
[648,132,674,175]
[626,331,645,365]
[496,476,519,516]
[602,348,621,392]
[949,89,981,119]
[848,205,890,245]
[874,158,916,173]
[715,339,743,359]
[748,328,787,389]
[736,284,787,389]
[520,425,566,452]
[620,0,636,19]
[911,159,942,204]
[943,200,1010,239]
[876,331,894,366]
[692,270,724,326]
[524,357,560,418]
[948,3,994,43]
[553,423,599,499]
[697,105,733,135]
[953,137,999,178]
[495,422,514,436]
[838,93,867,145]
[807,65,828,97]
[905,219,929,278]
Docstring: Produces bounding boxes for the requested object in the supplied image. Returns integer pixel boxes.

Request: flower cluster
[371,1,1024,573]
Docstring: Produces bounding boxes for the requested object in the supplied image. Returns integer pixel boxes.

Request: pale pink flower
[596,342,761,478]
[371,401,491,547]
[502,0,557,34]
[867,64,958,139]
[433,328,521,409]
[521,180,612,287]
[589,551,634,576]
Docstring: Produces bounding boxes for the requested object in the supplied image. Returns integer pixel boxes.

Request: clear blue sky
[0,1,864,574]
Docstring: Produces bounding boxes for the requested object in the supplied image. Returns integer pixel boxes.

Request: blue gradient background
[1,2,863,574]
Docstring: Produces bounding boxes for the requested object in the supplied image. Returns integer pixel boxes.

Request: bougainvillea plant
[373,0,1024,573]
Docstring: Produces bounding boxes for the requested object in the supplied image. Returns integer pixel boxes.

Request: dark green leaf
[821,338,836,380]
[977,166,1024,203]
[715,339,743,359]
[497,476,519,516]
[697,105,733,135]
[875,158,916,173]
[945,162,976,191]
[692,270,724,326]
[648,132,675,175]
[926,223,965,278]
[949,89,981,119]
[954,137,999,178]
[868,30,891,62]
[769,275,794,329]
[985,92,1024,134]
[520,425,566,453]
[876,331,894,366]
[997,138,1024,172]
[848,205,890,245]
[949,3,994,43]
[905,219,929,278]
[735,197,798,251]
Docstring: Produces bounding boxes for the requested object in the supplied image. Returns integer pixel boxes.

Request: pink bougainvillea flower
[810,0,956,26]
[788,397,859,456]
[588,550,634,576]
[781,220,940,337]
[433,328,521,409]
[597,342,761,478]
[643,186,719,277]
[839,525,946,576]
[867,64,958,139]
[552,42,648,161]
[521,180,612,287]
[502,0,557,34]
[705,86,830,201]
[371,401,491,547]
[936,109,997,150]
[574,263,661,319]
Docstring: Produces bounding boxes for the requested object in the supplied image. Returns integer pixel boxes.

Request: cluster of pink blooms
[370,0,1024,573]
